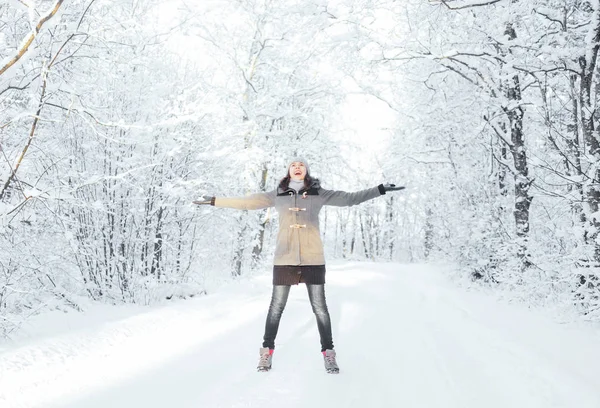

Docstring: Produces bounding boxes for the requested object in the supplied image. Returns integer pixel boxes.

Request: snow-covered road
[1,262,599,408]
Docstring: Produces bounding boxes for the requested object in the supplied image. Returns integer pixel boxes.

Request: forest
[1,0,599,336]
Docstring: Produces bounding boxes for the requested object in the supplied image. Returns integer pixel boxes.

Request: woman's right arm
[212,190,276,210]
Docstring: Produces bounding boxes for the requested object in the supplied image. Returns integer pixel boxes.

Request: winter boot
[323,349,339,374]
[257,347,273,372]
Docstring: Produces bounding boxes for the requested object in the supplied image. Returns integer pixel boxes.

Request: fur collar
[277,178,321,196]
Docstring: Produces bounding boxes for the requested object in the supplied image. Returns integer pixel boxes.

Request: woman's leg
[306,284,334,351]
[262,285,291,349]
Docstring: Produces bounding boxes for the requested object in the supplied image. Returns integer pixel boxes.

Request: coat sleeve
[320,185,385,207]
[213,189,276,210]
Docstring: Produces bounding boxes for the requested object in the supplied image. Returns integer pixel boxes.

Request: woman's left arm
[320,184,403,207]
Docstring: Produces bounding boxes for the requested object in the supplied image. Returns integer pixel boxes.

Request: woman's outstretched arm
[320,184,404,207]
[193,190,276,210]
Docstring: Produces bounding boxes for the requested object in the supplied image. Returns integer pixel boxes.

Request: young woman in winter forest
[193,158,404,373]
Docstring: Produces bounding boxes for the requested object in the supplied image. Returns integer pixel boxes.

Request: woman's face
[289,162,307,181]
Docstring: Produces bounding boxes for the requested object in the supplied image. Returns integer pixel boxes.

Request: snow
[1,261,599,408]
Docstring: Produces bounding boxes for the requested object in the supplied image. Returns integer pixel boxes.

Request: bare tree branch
[483,115,513,147]
[0,0,65,77]
[0,62,49,200]
[438,0,503,10]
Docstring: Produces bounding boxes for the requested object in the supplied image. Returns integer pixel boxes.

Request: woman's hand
[382,184,405,192]
[193,195,215,205]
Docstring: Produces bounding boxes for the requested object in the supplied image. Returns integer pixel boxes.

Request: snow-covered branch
[438,0,503,10]
[0,0,65,77]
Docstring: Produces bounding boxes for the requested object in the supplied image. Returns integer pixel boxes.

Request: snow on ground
[1,261,599,408]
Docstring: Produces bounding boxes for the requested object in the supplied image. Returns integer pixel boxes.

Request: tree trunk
[567,74,585,227]
[359,211,369,258]
[579,2,600,266]
[232,220,246,277]
[251,164,269,264]
[387,195,394,260]
[424,207,434,259]
[150,207,164,280]
[504,22,532,271]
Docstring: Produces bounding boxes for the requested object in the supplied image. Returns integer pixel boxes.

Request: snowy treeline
[1,0,599,336]
[365,0,600,318]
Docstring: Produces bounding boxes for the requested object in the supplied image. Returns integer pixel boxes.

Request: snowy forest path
[1,262,599,408]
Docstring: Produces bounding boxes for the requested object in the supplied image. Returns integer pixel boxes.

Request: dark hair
[278,173,318,190]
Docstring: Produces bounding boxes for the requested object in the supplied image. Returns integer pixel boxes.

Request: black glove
[378,184,405,194]
[192,195,215,205]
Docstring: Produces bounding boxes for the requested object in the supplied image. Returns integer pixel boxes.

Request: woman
[193,158,404,373]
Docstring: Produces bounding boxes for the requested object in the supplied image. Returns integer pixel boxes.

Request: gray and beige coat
[214,179,388,284]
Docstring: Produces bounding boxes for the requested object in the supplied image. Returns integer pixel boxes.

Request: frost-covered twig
[0,62,48,200]
[0,0,64,77]
[438,0,503,10]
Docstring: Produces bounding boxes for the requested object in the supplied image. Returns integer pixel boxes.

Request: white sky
[337,92,396,153]
[152,0,399,176]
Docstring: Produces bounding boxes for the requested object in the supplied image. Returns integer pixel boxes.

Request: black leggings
[262,284,333,352]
